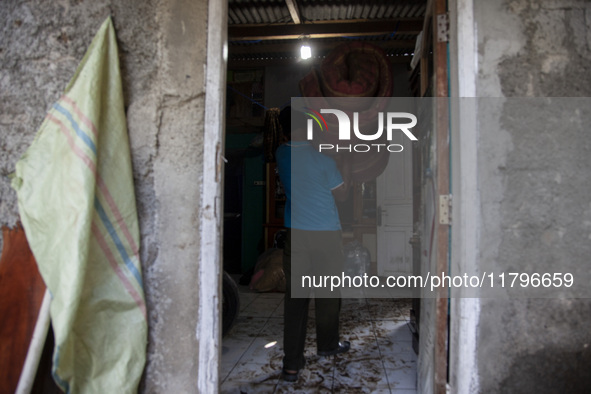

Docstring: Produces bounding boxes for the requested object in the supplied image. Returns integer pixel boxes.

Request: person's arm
[332,181,349,202]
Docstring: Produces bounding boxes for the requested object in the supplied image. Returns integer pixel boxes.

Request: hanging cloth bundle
[263,107,282,162]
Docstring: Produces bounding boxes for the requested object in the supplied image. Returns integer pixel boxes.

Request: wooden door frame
[448,0,480,391]
[200,0,454,391]
[428,0,451,392]
[413,0,450,391]
[199,0,228,391]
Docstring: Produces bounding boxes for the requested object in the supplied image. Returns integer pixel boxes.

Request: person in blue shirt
[275,106,351,382]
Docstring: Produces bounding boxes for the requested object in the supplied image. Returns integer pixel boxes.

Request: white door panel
[380,131,413,202]
[378,227,413,276]
[383,204,413,226]
[377,136,413,276]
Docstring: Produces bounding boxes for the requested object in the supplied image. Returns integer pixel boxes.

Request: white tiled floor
[220,283,418,393]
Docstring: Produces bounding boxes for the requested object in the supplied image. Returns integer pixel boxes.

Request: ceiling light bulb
[300,45,311,60]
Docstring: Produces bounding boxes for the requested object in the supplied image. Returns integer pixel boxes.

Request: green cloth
[12,17,147,393]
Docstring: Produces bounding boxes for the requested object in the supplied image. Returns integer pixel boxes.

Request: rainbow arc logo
[299,106,418,153]
[303,107,329,133]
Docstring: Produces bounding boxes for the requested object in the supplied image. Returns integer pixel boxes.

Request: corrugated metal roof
[297,0,425,22]
[229,2,290,25]
[228,0,426,25]
[227,0,426,65]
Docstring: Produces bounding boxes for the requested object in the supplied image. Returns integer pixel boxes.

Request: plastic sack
[250,248,286,293]
[11,18,146,394]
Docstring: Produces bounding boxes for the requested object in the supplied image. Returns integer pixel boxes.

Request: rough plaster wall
[143,0,207,391]
[0,0,207,392]
[475,0,591,392]
[0,0,108,241]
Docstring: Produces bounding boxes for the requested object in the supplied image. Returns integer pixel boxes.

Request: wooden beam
[228,55,412,69]
[284,0,301,24]
[229,40,417,55]
[228,19,423,40]
[229,58,321,68]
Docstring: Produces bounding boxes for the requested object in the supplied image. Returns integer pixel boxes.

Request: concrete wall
[473,0,591,392]
[0,0,209,392]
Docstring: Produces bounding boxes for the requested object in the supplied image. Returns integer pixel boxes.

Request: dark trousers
[282,228,343,371]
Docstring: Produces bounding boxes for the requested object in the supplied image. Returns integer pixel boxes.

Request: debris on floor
[221,283,417,393]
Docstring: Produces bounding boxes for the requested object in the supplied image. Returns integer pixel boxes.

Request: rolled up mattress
[299,41,393,182]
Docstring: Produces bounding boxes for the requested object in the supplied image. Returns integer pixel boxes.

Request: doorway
[212,0,452,392]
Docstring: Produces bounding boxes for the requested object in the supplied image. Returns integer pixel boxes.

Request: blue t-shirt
[276,142,344,231]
